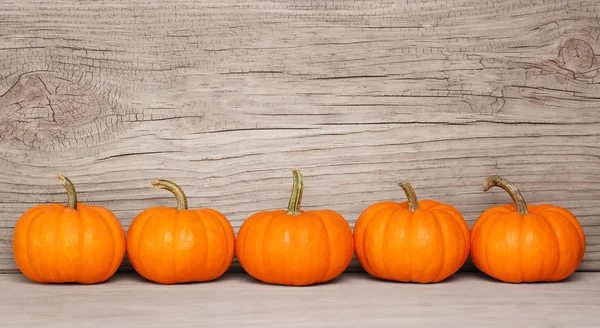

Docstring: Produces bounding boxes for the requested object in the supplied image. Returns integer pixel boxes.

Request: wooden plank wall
[0,0,599,273]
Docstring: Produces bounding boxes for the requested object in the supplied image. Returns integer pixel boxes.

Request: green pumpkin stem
[399,182,419,212]
[152,179,188,211]
[483,176,528,215]
[286,169,303,216]
[57,174,78,210]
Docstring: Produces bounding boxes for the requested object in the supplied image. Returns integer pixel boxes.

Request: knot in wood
[0,71,118,151]
[560,38,595,73]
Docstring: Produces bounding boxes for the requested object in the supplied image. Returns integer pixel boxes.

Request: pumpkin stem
[57,174,78,210]
[152,179,188,211]
[286,169,303,216]
[483,176,528,215]
[399,182,419,212]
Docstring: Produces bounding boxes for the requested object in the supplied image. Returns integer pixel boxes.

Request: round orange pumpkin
[354,182,470,283]
[12,174,126,284]
[235,169,354,286]
[471,176,586,283]
[126,179,235,284]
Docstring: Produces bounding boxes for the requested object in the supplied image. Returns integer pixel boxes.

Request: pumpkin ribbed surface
[354,199,470,283]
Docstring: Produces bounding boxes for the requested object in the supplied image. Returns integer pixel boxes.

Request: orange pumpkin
[471,176,586,283]
[354,181,471,283]
[12,174,126,284]
[126,179,235,284]
[235,169,354,286]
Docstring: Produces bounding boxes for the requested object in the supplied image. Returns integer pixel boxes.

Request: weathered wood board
[0,0,599,273]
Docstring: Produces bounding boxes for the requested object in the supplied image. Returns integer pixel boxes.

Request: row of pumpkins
[13,170,586,285]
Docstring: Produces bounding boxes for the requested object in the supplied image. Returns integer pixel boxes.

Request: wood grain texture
[1,272,600,327]
[1,0,600,272]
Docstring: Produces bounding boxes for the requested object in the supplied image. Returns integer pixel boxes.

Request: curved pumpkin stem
[152,179,188,211]
[399,182,419,212]
[286,169,303,216]
[57,174,78,210]
[483,176,528,215]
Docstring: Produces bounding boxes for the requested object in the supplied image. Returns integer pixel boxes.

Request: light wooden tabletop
[1,272,598,327]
